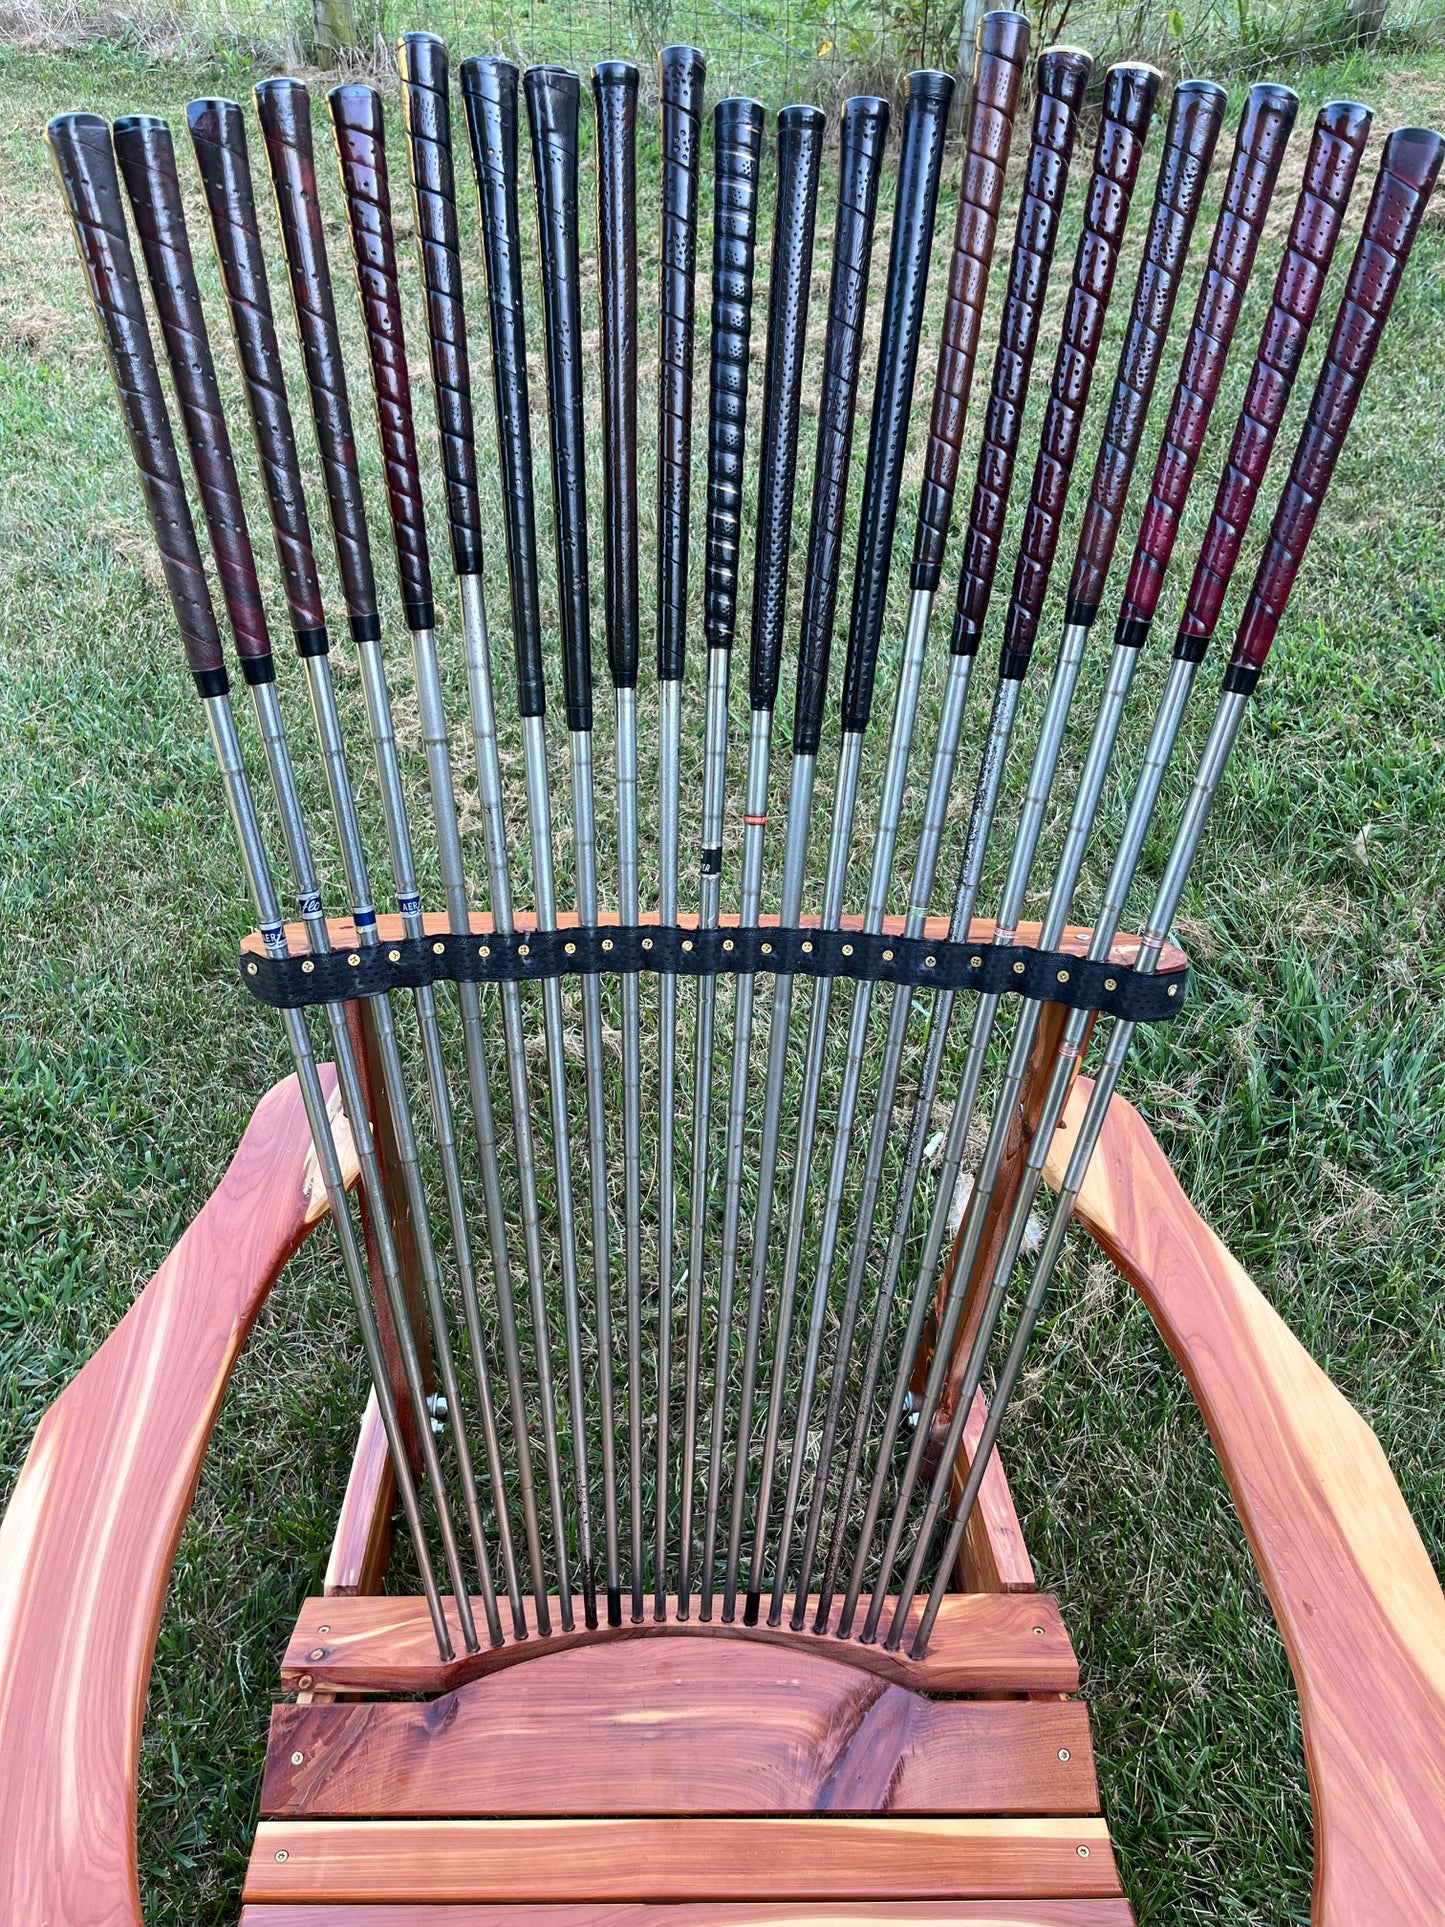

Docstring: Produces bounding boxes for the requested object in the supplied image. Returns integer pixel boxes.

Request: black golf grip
[1065,76,1226,625]
[749,103,825,714]
[951,45,1092,655]
[398,31,484,581]
[46,112,225,691]
[592,60,641,694]
[187,97,328,649]
[254,77,380,640]
[329,83,434,634]
[1177,99,1373,658]
[838,69,953,736]
[1227,124,1445,690]
[998,59,1160,678]
[1119,82,1299,635]
[460,56,544,716]
[527,65,593,733]
[911,10,1030,592]
[704,96,766,653]
[792,93,890,757]
[656,44,706,682]
[112,113,273,675]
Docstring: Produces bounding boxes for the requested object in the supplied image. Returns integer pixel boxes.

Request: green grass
[3,28,1445,1927]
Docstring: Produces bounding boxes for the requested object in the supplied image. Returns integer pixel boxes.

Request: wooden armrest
[0,1070,357,1927]
[1046,1078,1445,1926]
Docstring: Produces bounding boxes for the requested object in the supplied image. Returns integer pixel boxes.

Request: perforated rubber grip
[839,69,953,735]
[911,12,1029,592]
[749,104,825,714]
[398,32,483,582]
[527,65,593,733]
[47,112,225,690]
[704,96,766,653]
[656,44,706,683]
[998,60,1160,677]
[1175,100,1372,659]
[593,60,641,694]
[1064,77,1226,627]
[461,56,545,716]
[254,77,379,637]
[951,46,1091,656]
[186,98,326,645]
[792,93,889,758]
[329,84,434,634]
[1118,82,1299,635]
[1227,124,1444,689]
[113,114,273,675]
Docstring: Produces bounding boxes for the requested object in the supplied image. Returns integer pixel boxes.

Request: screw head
[1032,1626,1046,1636]
[291,1750,305,1766]
[317,1624,330,1634]
[275,1849,289,1862]
[432,940,445,955]
[1077,1844,1091,1857]
[1058,1747,1071,1761]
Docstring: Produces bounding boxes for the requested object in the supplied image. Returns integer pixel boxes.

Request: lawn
[3,20,1445,1926]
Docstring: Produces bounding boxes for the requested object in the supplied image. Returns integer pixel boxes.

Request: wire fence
[4,0,1444,102]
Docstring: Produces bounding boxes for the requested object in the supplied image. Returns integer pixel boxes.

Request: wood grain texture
[243,1818,1121,1903]
[957,1391,1036,1595]
[238,1904,1137,1926]
[282,1591,1080,1697]
[0,1073,357,1927]
[325,1387,396,1597]
[261,1640,1099,1817]
[1046,1079,1445,1927]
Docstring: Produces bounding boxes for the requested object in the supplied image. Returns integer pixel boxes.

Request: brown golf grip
[330,83,435,634]
[1227,124,1445,689]
[1064,77,1227,625]
[1118,82,1299,637]
[1177,100,1373,659]
[999,59,1161,676]
[911,8,1030,592]
[398,32,484,582]
[113,114,273,676]
[46,112,225,690]
[951,44,1091,655]
[254,77,380,641]
[187,96,328,647]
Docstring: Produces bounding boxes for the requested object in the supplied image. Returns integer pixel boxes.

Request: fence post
[311,0,361,65]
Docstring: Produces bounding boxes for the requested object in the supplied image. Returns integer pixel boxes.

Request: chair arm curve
[0,1069,357,1927]
[1045,1078,1445,1927]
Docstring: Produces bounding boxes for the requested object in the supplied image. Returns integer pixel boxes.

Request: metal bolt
[1032,1626,1046,1637]
[1058,1747,1071,1762]
[1077,1845,1091,1858]
[291,1751,305,1767]
[317,1625,330,1634]
[275,1849,289,1862]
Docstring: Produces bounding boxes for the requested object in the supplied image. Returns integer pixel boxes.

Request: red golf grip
[46,111,225,691]
[911,9,1030,593]
[839,68,953,736]
[187,96,328,647]
[951,43,1092,655]
[1117,82,1299,637]
[749,103,825,714]
[460,55,545,716]
[113,113,273,674]
[792,92,889,758]
[398,32,484,583]
[998,59,1161,677]
[593,59,641,695]
[1227,124,1445,689]
[1177,99,1373,659]
[655,44,706,684]
[527,65,593,733]
[329,83,435,635]
[1065,77,1226,626]
[254,77,380,641]
[704,95,766,653]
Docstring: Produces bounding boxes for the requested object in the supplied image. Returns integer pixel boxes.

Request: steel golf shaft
[755,69,955,1624]
[395,32,551,1632]
[701,99,825,1620]
[676,93,765,1616]
[594,56,649,1616]
[523,62,622,1627]
[726,91,890,1622]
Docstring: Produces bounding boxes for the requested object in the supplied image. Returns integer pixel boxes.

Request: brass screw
[348,954,360,968]
[291,1751,305,1767]
[1167,983,1178,996]
[841,943,853,957]
[1104,976,1117,991]
[565,941,576,955]
[301,959,315,975]
[389,949,401,962]
[519,943,530,958]
[642,937,653,950]
[1057,969,1069,983]
[882,948,894,963]
[432,940,445,955]
[479,944,490,958]
[602,938,613,951]
[682,939,693,952]
[761,942,773,955]
[723,939,734,951]
[247,961,258,975]
[1013,960,1026,975]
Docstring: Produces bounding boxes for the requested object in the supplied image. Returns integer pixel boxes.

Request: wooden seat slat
[243,1817,1121,1905]
[282,1593,1078,1698]
[261,1641,1098,1818]
[238,1902,1138,1925]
